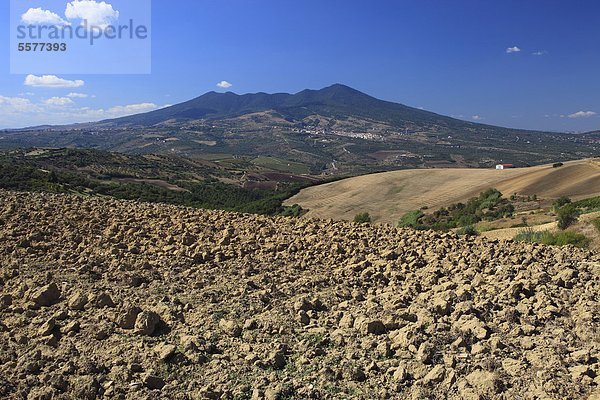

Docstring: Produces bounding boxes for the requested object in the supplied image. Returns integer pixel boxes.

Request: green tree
[553,196,572,211]
[556,204,580,230]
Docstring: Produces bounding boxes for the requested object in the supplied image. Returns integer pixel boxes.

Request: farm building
[495,164,515,170]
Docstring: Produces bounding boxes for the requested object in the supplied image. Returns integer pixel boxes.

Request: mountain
[100,84,496,130]
[1,84,598,174]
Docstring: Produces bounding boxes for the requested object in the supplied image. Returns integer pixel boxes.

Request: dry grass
[286,159,600,224]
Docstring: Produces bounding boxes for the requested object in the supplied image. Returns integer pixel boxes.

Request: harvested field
[286,159,600,224]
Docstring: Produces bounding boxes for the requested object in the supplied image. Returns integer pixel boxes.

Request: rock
[155,343,177,361]
[294,298,313,312]
[361,319,386,335]
[457,316,489,340]
[68,292,88,310]
[92,292,115,308]
[0,294,12,309]
[502,358,527,376]
[70,375,100,400]
[416,343,434,364]
[116,306,142,329]
[465,370,501,395]
[144,374,165,390]
[297,310,310,325]
[339,313,355,328]
[134,310,160,336]
[219,319,242,337]
[423,365,445,384]
[571,349,590,364]
[392,366,409,382]
[346,367,366,382]
[38,318,56,336]
[243,319,258,330]
[62,321,80,334]
[268,350,286,370]
[30,282,61,307]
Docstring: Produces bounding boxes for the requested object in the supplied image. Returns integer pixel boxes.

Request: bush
[515,229,590,248]
[458,225,478,236]
[353,212,372,224]
[556,204,580,230]
[280,204,304,217]
[398,210,424,229]
[553,196,572,211]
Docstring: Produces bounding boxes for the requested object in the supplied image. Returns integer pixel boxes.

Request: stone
[297,310,310,325]
[38,318,56,336]
[423,365,445,384]
[30,282,61,307]
[134,311,160,336]
[155,343,177,361]
[465,370,500,394]
[92,292,115,308]
[68,292,88,310]
[219,319,242,337]
[144,374,165,390]
[116,306,142,329]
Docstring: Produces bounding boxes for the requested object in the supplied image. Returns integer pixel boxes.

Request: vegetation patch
[398,189,514,231]
[514,229,590,248]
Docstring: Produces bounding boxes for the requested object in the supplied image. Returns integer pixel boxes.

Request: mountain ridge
[1,84,597,173]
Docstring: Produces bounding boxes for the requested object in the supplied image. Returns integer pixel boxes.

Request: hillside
[0,190,598,399]
[1,85,597,174]
[286,159,600,224]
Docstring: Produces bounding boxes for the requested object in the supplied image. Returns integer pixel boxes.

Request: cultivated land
[286,159,600,224]
[0,190,599,399]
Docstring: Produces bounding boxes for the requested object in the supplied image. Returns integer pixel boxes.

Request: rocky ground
[0,190,599,400]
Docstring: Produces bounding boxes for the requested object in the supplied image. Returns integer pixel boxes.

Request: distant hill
[286,158,600,224]
[1,84,598,173]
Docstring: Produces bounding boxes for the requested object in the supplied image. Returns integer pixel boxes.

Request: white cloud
[0,97,166,128]
[105,103,159,115]
[66,92,89,98]
[0,96,39,113]
[506,46,521,54]
[65,0,119,29]
[44,97,75,107]
[21,7,70,26]
[472,115,483,121]
[217,81,233,89]
[568,111,597,119]
[532,50,548,56]
[24,75,85,88]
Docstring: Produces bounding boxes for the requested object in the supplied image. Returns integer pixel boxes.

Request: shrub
[458,225,478,237]
[553,196,572,211]
[556,204,580,230]
[280,204,304,217]
[398,210,424,229]
[515,229,590,248]
[353,212,372,224]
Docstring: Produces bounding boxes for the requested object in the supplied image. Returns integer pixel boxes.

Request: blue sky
[1,0,599,131]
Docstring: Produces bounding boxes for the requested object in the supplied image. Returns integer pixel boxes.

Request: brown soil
[0,190,599,399]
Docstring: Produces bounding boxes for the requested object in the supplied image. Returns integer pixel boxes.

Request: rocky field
[0,190,599,400]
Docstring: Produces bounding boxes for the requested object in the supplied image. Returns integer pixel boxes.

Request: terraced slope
[286,159,600,224]
[0,190,598,399]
